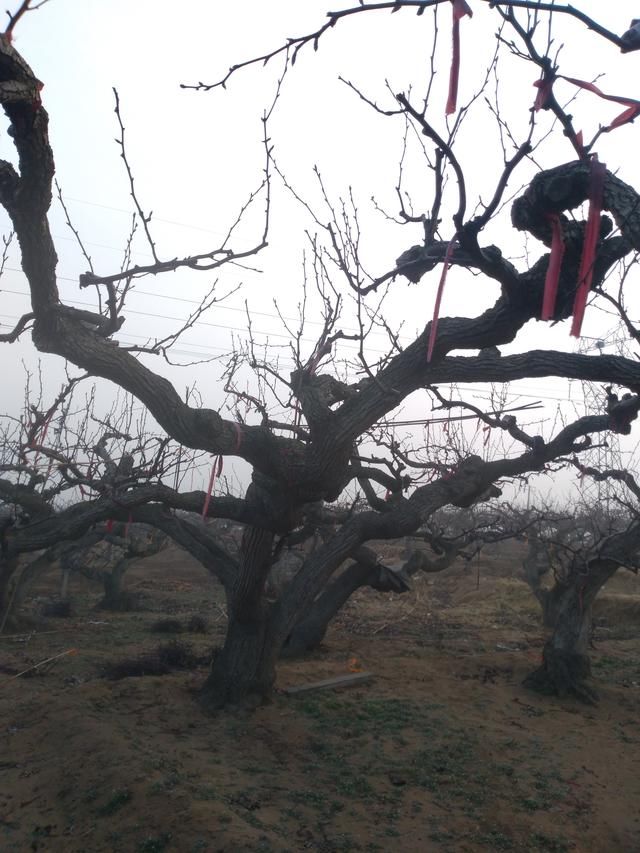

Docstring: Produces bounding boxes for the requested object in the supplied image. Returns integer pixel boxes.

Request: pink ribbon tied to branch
[533,74,640,137]
[427,237,457,363]
[540,213,566,322]
[201,454,223,519]
[538,158,606,335]
[446,0,473,116]
[571,155,607,338]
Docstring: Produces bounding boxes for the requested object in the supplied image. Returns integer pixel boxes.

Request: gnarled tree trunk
[98,557,132,610]
[524,560,618,703]
[0,555,20,632]
[0,551,58,632]
[199,526,281,710]
[282,556,410,657]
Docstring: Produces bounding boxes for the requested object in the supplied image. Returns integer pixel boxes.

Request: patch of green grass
[137,835,172,853]
[291,788,329,810]
[615,725,638,745]
[149,772,181,794]
[412,734,485,801]
[82,786,99,803]
[97,788,132,816]
[472,830,515,851]
[193,784,217,800]
[527,832,570,852]
[516,767,567,813]
[429,829,455,843]
[335,773,375,799]
[297,695,442,737]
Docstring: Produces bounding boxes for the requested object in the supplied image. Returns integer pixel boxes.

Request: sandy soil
[0,545,639,852]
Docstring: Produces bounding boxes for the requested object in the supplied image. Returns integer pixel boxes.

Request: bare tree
[515,464,640,702]
[0,378,203,625]
[2,3,640,707]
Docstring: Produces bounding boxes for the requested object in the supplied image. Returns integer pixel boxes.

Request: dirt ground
[1,543,639,853]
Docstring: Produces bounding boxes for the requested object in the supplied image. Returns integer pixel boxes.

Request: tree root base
[523,644,598,704]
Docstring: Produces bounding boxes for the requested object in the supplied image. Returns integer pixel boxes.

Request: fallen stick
[282,671,374,696]
[1,648,78,684]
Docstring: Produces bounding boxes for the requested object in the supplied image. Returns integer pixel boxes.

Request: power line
[63,195,228,238]
[1,266,373,334]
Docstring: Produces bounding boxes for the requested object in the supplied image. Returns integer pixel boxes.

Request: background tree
[0,376,205,626]
[516,464,640,701]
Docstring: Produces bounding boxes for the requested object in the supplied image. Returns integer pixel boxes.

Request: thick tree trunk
[524,561,618,703]
[200,526,280,710]
[0,550,59,630]
[0,556,19,632]
[539,583,565,629]
[98,558,131,610]
[199,610,280,709]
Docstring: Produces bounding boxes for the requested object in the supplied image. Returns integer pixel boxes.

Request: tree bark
[539,583,565,630]
[524,561,618,703]
[0,556,19,632]
[98,557,132,611]
[282,560,374,657]
[199,525,280,709]
[281,556,410,658]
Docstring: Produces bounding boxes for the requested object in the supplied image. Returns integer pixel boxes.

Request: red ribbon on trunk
[201,454,223,519]
[446,0,473,116]
[571,156,607,338]
[427,237,457,362]
[541,213,566,321]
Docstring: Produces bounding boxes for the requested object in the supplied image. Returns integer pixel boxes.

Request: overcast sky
[1,1,638,500]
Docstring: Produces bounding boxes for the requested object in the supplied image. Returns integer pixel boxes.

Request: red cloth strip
[541,213,566,321]
[446,0,473,116]
[561,76,640,132]
[533,76,554,112]
[201,454,223,519]
[427,238,456,362]
[571,157,607,338]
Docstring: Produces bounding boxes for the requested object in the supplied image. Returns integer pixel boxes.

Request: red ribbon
[533,75,640,135]
[563,77,640,132]
[201,454,223,519]
[533,77,554,112]
[541,213,566,321]
[427,237,456,362]
[446,0,473,116]
[571,156,606,338]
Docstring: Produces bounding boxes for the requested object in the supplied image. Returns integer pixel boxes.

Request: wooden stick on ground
[281,671,374,696]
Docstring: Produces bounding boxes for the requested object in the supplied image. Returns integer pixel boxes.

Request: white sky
[1,1,639,501]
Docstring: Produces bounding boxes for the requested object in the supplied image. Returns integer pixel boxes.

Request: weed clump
[41,600,73,618]
[103,640,202,680]
[150,617,184,634]
[186,615,208,633]
[97,788,132,816]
